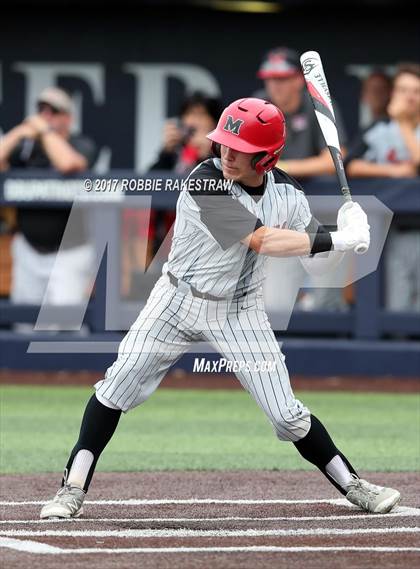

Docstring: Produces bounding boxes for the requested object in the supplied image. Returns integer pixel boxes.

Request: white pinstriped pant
[95,275,311,442]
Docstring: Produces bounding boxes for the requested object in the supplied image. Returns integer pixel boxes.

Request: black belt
[167,271,225,301]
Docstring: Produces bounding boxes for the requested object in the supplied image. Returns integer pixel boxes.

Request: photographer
[149,91,222,174]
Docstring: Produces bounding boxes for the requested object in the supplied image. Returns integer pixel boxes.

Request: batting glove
[337,202,368,231]
[331,224,371,252]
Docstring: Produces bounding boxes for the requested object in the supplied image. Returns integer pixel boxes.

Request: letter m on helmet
[223,115,244,136]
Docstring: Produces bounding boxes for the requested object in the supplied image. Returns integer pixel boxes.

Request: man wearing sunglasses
[0,87,97,312]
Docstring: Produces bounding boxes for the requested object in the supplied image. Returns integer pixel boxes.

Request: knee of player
[272,411,311,442]
[95,391,123,411]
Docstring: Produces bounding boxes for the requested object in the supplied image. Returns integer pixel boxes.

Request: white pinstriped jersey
[163,158,312,298]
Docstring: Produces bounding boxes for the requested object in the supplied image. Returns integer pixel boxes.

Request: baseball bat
[300,50,368,254]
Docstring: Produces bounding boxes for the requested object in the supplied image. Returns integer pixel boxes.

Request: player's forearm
[246,227,311,257]
[246,220,369,258]
[40,131,87,174]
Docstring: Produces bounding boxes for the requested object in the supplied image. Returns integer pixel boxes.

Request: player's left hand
[337,201,368,231]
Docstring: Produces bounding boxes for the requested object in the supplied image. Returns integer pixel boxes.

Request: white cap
[37,87,74,114]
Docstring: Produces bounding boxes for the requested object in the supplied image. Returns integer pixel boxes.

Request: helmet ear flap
[251,152,267,170]
[253,152,279,175]
[211,141,221,157]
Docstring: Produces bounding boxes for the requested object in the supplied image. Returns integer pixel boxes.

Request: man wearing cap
[256,47,348,179]
[0,87,97,310]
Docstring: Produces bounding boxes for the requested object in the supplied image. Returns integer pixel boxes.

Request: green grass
[0,385,419,474]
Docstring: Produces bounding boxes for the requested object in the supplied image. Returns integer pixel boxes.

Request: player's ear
[211,141,221,157]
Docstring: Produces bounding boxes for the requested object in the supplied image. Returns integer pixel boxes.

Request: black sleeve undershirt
[305,216,334,255]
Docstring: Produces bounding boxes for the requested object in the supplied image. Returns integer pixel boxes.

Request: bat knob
[354,243,368,255]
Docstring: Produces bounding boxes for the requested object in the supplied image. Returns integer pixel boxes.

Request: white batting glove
[331,224,371,252]
[337,202,368,231]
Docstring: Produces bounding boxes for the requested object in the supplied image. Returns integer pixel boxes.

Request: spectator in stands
[359,70,392,129]
[256,47,348,178]
[346,63,420,311]
[0,87,97,309]
[149,91,223,174]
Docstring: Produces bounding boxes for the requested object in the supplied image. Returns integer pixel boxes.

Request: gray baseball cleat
[345,474,401,514]
[40,470,86,519]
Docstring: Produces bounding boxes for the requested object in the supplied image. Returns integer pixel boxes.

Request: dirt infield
[1,370,419,392]
[1,471,419,568]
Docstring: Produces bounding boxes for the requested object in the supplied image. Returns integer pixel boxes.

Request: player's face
[220,145,263,185]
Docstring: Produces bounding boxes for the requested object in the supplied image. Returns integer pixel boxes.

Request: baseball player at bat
[40,98,400,520]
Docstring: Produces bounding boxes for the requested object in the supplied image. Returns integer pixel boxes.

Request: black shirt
[9,134,97,252]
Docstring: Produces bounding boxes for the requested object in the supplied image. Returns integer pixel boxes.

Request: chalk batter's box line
[1,506,419,524]
[1,537,419,555]
[0,497,413,506]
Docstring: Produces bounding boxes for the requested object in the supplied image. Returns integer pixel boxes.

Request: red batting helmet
[206,97,286,174]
